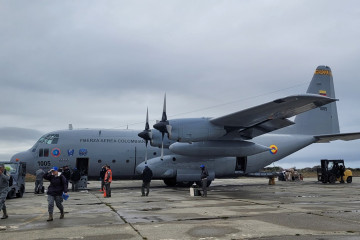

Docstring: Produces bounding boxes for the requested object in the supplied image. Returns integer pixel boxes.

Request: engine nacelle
[169,140,270,157]
[167,118,226,142]
[149,130,173,148]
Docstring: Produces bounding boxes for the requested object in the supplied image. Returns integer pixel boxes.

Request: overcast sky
[1,0,360,169]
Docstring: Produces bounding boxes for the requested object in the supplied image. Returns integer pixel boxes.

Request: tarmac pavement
[1,177,360,240]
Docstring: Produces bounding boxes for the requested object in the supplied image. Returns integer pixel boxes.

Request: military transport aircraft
[10,66,360,186]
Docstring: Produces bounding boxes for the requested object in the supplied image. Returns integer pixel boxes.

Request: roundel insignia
[51,148,61,157]
[269,145,278,154]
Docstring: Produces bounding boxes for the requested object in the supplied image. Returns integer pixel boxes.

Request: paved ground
[0,177,360,240]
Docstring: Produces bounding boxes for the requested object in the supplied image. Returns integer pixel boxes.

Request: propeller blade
[166,124,172,139]
[161,140,164,160]
[161,93,167,121]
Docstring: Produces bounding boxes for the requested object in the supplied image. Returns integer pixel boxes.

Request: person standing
[141,166,153,197]
[35,168,45,194]
[99,165,107,192]
[70,168,81,192]
[0,164,10,219]
[43,166,68,221]
[104,165,112,198]
[200,165,209,197]
[62,166,71,188]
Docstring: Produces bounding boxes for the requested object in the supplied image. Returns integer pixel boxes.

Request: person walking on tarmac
[43,166,68,221]
[104,165,112,198]
[0,164,10,219]
[35,168,45,194]
[200,165,209,197]
[141,165,153,197]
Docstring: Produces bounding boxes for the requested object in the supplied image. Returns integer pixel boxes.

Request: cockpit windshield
[4,163,17,174]
[37,134,59,144]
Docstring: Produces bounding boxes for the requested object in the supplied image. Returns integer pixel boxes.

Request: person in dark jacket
[200,165,209,197]
[99,165,107,192]
[141,166,153,196]
[43,166,68,221]
[62,166,71,188]
[70,168,81,192]
[0,164,10,219]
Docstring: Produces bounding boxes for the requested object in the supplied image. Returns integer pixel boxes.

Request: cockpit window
[38,134,59,144]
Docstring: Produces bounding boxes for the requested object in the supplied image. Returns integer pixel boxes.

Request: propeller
[138,108,152,163]
[153,94,172,159]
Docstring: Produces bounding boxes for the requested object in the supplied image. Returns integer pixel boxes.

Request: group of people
[98,164,153,198]
[0,163,209,221]
[35,166,82,194]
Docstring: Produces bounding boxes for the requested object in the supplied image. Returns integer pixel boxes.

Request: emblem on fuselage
[269,145,278,154]
[68,149,74,156]
[51,148,61,157]
[79,149,88,156]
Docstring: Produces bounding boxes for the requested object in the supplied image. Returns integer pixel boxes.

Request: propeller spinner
[153,94,172,160]
[153,94,172,139]
[138,108,153,147]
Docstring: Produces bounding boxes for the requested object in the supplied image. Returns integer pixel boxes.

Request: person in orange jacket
[104,165,112,198]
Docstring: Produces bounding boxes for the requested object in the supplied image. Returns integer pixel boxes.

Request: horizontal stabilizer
[314,132,360,143]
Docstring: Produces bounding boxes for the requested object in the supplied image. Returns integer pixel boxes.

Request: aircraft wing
[210,94,336,139]
[314,132,360,143]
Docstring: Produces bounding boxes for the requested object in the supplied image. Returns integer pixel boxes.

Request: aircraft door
[76,158,89,176]
[235,156,247,173]
[120,147,138,177]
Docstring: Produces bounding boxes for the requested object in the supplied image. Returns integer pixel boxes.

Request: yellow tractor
[317,159,352,184]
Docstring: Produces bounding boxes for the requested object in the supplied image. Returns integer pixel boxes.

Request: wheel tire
[16,185,25,198]
[346,176,352,183]
[329,175,336,184]
[7,188,15,199]
[163,178,177,187]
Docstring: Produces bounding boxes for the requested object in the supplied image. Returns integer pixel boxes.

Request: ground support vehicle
[0,161,26,198]
[317,159,352,184]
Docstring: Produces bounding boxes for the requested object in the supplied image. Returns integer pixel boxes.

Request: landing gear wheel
[163,178,177,187]
[16,185,25,198]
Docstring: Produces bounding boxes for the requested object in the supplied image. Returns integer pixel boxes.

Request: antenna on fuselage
[69,124,73,130]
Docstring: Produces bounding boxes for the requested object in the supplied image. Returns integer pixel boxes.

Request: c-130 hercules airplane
[10,66,360,186]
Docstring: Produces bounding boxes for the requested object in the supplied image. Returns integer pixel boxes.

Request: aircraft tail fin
[287,66,340,135]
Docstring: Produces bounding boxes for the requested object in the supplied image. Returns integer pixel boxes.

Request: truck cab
[0,161,26,198]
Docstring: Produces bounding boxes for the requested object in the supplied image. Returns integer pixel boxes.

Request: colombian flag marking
[319,90,327,96]
[270,145,278,154]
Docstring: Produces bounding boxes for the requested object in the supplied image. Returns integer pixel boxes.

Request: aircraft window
[126,160,129,163]
[112,160,116,163]
[172,157,176,161]
[38,134,59,144]
[98,160,102,163]
[39,148,49,157]
[39,149,43,157]
[44,149,49,157]
[153,152,157,156]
